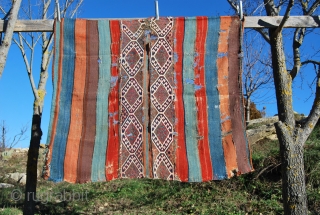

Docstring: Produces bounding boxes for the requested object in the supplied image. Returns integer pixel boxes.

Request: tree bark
[23,112,42,215]
[0,0,22,78]
[268,23,308,215]
[275,122,307,215]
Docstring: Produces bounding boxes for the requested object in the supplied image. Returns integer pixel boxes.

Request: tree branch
[290,0,320,80]
[301,60,320,66]
[15,33,38,100]
[42,0,52,19]
[255,28,271,44]
[226,0,239,13]
[264,0,280,16]
[305,0,320,15]
[275,0,294,34]
[300,68,320,143]
[0,0,22,78]
[290,27,306,80]
[70,0,83,18]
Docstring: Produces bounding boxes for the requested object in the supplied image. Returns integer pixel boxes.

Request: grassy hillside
[1,127,319,215]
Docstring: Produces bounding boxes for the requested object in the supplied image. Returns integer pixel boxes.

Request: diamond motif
[121,42,144,76]
[122,20,145,40]
[155,46,169,67]
[155,122,169,143]
[125,162,140,178]
[150,38,172,75]
[126,48,141,69]
[125,123,140,146]
[122,115,143,153]
[121,154,144,178]
[126,86,139,106]
[122,78,143,113]
[153,153,173,180]
[150,17,173,37]
[151,114,173,152]
[154,85,169,105]
[151,77,173,112]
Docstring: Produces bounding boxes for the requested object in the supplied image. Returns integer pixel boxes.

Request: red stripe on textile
[45,20,64,180]
[194,17,213,181]
[77,20,99,183]
[174,17,188,182]
[106,20,120,180]
[218,17,238,178]
[64,19,87,183]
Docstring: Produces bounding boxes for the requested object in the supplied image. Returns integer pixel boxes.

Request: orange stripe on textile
[45,20,64,180]
[218,17,238,178]
[194,16,213,181]
[106,20,120,180]
[64,19,87,183]
[174,17,188,182]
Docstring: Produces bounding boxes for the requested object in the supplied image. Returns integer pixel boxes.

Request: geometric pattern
[151,114,173,152]
[150,38,173,75]
[119,19,145,178]
[121,154,144,178]
[120,41,144,76]
[150,77,173,113]
[150,19,174,37]
[122,115,143,153]
[122,20,145,40]
[121,78,143,113]
[149,17,175,180]
[153,153,174,180]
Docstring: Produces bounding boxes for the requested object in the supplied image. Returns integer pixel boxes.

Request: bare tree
[0,0,22,78]
[227,0,320,214]
[0,120,27,151]
[0,1,83,214]
[242,31,273,121]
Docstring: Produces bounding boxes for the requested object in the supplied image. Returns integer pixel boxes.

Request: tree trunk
[268,28,308,215]
[23,112,42,215]
[275,122,307,215]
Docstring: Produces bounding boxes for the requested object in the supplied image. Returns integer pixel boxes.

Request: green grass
[1,127,320,214]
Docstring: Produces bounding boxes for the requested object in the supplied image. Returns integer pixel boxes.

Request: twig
[254,163,275,179]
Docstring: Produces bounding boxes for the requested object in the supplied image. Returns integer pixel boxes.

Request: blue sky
[0,0,318,148]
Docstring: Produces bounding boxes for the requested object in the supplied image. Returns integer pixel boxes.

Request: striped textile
[44,17,253,183]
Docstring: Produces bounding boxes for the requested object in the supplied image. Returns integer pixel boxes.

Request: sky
[0,0,319,148]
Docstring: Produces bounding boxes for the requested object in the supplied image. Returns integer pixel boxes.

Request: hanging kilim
[44,16,253,183]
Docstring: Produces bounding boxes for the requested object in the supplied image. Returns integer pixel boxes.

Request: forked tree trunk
[269,28,308,215]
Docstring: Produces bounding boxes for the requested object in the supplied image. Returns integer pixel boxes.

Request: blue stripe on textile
[91,20,111,182]
[205,17,227,180]
[49,19,75,182]
[46,21,60,146]
[183,17,202,182]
